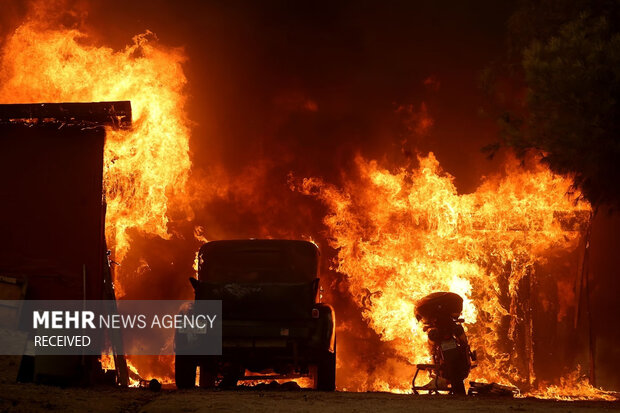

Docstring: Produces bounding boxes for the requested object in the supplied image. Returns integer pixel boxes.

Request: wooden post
[0,102,131,128]
[574,209,596,385]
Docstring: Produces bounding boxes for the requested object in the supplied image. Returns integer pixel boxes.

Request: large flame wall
[294,153,591,391]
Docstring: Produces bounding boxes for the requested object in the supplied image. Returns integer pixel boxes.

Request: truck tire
[175,355,196,389]
[316,351,336,391]
[316,340,336,391]
[219,364,240,389]
[198,360,217,388]
[450,378,466,395]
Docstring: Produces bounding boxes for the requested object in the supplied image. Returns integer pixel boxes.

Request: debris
[468,381,520,397]
[250,381,302,391]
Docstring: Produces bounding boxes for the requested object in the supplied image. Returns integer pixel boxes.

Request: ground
[0,384,619,413]
[0,357,619,412]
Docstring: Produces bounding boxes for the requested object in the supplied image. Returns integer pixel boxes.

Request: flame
[0,16,192,269]
[525,368,619,401]
[241,370,314,389]
[0,4,192,384]
[100,354,173,390]
[127,360,142,388]
[99,354,115,372]
[295,153,593,392]
[1,3,616,400]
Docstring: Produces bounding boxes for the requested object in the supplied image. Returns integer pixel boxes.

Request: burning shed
[0,101,131,385]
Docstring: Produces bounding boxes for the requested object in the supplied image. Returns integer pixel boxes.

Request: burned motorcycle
[411,292,476,395]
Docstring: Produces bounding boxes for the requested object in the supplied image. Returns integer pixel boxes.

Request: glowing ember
[241,370,314,389]
[294,153,592,392]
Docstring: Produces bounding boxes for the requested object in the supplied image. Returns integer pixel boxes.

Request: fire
[241,370,314,389]
[0,13,192,271]
[127,361,142,388]
[99,354,115,372]
[1,3,616,400]
[0,3,192,383]
[295,153,592,392]
[525,368,619,401]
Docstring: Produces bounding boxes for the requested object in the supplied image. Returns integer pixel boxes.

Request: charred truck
[175,239,336,390]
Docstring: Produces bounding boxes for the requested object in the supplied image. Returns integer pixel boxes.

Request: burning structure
[0,101,131,384]
[0,0,619,402]
[292,153,604,397]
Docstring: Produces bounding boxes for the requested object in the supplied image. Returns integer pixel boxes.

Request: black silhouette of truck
[175,239,336,390]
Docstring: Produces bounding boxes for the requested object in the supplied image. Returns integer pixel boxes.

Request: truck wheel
[219,375,238,389]
[316,350,336,391]
[316,340,336,391]
[198,361,217,388]
[175,355,196,389]
[450,378,466,395]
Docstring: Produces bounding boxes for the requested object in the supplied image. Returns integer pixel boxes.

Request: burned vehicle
[175,239,336,390]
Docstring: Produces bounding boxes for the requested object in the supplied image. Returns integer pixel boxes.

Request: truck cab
[175,239,336,390]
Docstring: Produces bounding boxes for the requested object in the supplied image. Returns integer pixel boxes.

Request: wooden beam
[0,101,131,128]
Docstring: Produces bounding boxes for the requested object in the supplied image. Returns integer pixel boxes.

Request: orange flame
[525,367,619,401]
[241,370,314,389]
[0,18,191,272]
[0,4,192,383]
[296,153,592,392]
[99,354,115,372]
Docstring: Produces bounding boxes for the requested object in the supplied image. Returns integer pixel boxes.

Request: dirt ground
[0,356,619,412]
[0,383,619,413]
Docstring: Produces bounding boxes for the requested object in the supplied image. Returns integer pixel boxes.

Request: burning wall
[0,2,194,381]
